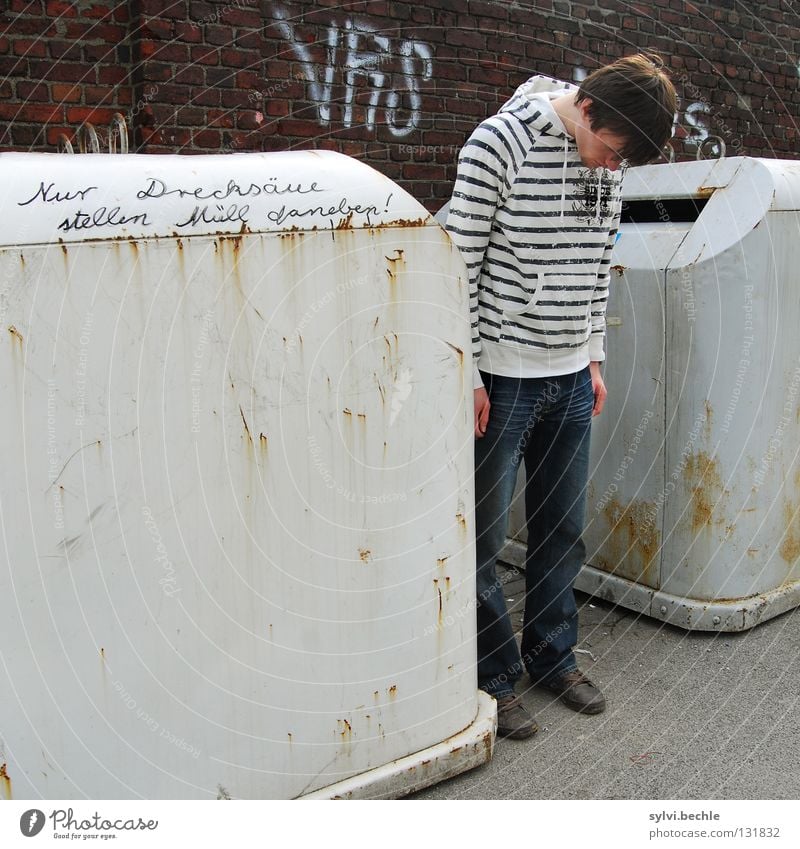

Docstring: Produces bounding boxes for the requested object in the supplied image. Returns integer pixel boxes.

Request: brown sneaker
[542,670,606,714]
[495,694,539,739]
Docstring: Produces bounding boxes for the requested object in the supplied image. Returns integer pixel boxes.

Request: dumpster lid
[0,151,432,247]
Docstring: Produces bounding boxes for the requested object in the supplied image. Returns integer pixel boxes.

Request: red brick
[150,43,190,62]
[5,103,63,123]
[13,39,47,58]
[174,21,203,43]
[205,24,234,46]
[46,125,76,146]
[46,1,77,17]
[219,7,261,28]
[278,118,327,138]
[206,109,235,128]
[220,48,260,69]
[191,45,219,65]
[99,66,127,84]
[66,106,118,124]
[193,129,222,147]
[84,86,116,105]
[16,80,50,101]
[49,40,83,60]
[141,17,175,40]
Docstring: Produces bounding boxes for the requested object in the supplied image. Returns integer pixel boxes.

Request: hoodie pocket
[502,271,542,316]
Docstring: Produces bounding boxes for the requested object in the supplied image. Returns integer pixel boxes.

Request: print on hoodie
[446,74,624,386]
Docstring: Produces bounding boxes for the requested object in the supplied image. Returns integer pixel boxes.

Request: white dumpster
[504,157,800,632]
[0,150,494,799]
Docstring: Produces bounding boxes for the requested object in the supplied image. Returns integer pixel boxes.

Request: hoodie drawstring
[560,136,568,219]
[595,168,603,221]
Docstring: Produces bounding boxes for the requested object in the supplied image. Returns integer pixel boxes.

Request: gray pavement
[415,563,800,799]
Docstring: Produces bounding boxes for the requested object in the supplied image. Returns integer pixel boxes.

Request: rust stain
[239,405,252,443]
[684,451,725,532]
[343,408,352,417]
[601,497,661,587]
[696,185,716,199]
[357,412,366,421]
[779,501,800,564]
[0,763,11,800]
[611,264,626,276]
[259,432,268,451]
[387,216,430,228]
[335,212,355,230]
[8,325,23,344]
[338,718,353,739]
[437,556,449,568]
[703,399,713,440]
[358,548,371,563]
[388,685,397,698]
[455,513,467,532]
[444,341,463,364]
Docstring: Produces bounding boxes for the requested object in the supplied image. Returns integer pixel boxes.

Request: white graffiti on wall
[682,101,711,145]
[271,3,433,138]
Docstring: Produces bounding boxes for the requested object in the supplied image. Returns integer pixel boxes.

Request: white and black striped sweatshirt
[445,75,624,389]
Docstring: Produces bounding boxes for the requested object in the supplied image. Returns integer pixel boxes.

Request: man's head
[574,53,677,168]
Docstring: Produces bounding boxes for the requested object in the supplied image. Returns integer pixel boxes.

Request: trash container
[0,150,494,799]
[504,156,800,632]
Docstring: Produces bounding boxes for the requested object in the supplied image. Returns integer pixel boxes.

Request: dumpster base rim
[300,691,496,799]
[501,539,800,632]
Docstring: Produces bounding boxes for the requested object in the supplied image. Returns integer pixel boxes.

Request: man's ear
[578,97,593,120]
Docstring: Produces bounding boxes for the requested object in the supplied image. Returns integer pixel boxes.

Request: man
[446,54,676,739]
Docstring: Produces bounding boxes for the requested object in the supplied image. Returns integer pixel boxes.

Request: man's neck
[551,93,580,138]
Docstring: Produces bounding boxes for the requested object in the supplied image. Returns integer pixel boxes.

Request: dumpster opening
[621,196,710,223]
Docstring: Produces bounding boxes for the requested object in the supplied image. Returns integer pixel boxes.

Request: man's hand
[589,361,607,417]
[474,386,490,437]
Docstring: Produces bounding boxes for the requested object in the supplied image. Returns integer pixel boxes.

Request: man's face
[573,99,629,172]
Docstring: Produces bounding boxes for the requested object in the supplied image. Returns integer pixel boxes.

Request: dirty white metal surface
[505,157,800,632]
[0,151,493,799]
[303,690,496,799]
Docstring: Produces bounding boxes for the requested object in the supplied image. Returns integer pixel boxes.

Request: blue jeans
[474,367,594,697]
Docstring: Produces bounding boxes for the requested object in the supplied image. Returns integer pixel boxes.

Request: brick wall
[2,0,798,210]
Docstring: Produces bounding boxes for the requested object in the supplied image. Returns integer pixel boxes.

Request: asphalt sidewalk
[415,562,800,800]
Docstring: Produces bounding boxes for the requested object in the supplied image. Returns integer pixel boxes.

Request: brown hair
[576,53,677,166]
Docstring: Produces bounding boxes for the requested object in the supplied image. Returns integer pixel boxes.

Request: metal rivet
[659,605,668,615]
[712,615,721,625]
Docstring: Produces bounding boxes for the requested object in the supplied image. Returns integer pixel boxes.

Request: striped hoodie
[445,74,624,388]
